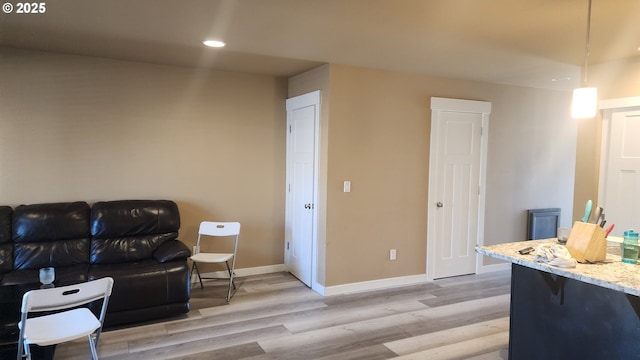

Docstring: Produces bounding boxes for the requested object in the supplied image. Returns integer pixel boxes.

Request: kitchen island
[477,239,640,359]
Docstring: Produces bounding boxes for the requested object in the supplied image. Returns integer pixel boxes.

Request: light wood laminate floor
[54,270,511,360]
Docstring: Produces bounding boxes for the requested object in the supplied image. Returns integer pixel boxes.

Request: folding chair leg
[88,334,98,360]
[94,330,102,348]
[225,261,237,290]
[225,261,236,302]
[191,262,204,289]
[23,340,31,360]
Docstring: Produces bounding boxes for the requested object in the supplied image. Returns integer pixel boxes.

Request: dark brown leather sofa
[0,200,191,327]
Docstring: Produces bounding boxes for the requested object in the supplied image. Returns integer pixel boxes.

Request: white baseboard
[322,274,429,296]
[478,262,511,274]
[191,264,286,283]
[235,264,287,277]
[193,263,508,295]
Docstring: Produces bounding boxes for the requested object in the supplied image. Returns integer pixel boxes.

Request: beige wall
[0,48,288,270]
[290,64,576,286]
[1,48,581,287]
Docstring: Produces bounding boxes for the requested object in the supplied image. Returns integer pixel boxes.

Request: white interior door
[428,97,490,280]
[285,91,320,287]
[600,109,640,236]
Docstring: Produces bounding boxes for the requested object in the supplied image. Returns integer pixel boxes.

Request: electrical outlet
[390,249,397,260]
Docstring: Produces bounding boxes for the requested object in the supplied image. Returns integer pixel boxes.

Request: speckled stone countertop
[476,239,640,297]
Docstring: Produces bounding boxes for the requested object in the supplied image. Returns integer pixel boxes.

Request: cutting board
[566,221,607,263]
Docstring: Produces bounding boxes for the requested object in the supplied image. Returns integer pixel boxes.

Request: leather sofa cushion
[91,233,178,264]
[154,240,191,263]
[14,238,91,270]
[0,206,11,244]
[0,243,11,274]
[0,206,12,273]
[89,260,190,312]
[12,202,91,270]
[90,200,181,264]
[13,202,90,243]
[91,200,180,238]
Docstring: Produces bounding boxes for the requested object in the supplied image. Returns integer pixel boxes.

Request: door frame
[285,90,321,290]
[426,97,490,281]
[597,96,640,235]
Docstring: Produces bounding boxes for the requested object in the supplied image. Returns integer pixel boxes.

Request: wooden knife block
[566,221,607,263]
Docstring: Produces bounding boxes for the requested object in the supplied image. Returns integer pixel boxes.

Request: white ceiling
[1,0,639,90]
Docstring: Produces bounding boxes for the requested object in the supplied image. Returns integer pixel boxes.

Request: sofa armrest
[153,240,191,263]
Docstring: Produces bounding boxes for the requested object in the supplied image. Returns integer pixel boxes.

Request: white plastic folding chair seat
[190,221,240,302]
[20,308,101,346]
[190,252,234,263]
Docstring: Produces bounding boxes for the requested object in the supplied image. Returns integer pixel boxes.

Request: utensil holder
[566,221,607,263]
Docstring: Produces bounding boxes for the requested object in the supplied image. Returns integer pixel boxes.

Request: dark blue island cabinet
[477,239,640,360]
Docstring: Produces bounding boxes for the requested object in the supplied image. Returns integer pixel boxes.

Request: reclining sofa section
[0,200,191,327]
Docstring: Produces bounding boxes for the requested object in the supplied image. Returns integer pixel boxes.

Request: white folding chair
[190,221,240,302]
[17,277,114,360]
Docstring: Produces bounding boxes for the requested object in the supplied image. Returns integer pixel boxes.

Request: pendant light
[572,0,597,119]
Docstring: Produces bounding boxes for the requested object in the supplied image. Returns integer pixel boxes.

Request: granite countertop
[476,239,640,297]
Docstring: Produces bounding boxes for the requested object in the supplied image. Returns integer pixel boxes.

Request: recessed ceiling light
[203,40,226,48]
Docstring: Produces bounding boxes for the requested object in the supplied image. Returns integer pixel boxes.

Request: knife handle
[582,200,593,223]
[605,224,615,237]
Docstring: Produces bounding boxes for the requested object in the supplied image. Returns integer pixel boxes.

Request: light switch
[343,181,351,193]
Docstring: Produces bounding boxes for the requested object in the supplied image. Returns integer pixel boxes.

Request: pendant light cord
[581,0,593,87]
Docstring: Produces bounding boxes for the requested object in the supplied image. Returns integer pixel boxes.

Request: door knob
[304,203,311,209]
[436,202,443,208]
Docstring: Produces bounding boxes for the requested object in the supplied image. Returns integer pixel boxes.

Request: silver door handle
[436,202,443,208]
